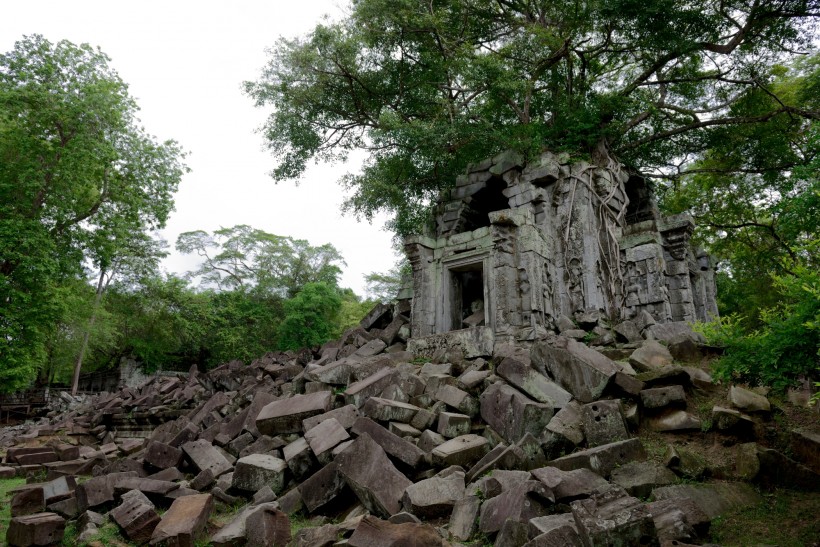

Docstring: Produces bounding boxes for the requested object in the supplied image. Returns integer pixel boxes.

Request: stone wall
[404,151,718,342]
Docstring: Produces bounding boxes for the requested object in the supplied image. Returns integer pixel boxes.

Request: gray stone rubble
[0,153,815,546]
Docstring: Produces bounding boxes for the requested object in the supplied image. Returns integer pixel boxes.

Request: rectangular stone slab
[255,391,333,435]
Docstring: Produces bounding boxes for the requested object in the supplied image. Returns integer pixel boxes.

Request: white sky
[1,0,399,295]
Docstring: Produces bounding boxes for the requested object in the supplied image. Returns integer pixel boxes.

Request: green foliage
[364,260,410,303]
[661,57,820,324]
[697,250,820,390]
[277,282,343,350]
[0,477,26,540]
[176,225,344,297]
[0,35,186,391]
[247,0,817,234]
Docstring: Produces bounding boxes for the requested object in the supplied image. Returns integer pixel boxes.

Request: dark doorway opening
[449,262,485,330]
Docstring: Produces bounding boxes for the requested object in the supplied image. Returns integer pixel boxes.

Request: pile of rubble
[2,304,818,546]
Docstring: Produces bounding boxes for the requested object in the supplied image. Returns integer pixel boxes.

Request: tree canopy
[246,0,819,234]
[0,35,187,390]
[175,224,345,297]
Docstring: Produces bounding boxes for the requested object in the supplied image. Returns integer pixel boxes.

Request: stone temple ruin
[404,150,718,345]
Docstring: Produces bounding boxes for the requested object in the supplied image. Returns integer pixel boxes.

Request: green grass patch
[1,477,27,541]
[708,488,820,546]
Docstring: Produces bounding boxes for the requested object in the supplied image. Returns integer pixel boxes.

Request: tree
[0,35,187,391]
[277,282,343,350]
[661,55,819,322]
[176,225,345,297]
[246,0,818,235]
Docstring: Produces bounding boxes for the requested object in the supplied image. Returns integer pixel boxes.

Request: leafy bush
[697,257,820,391]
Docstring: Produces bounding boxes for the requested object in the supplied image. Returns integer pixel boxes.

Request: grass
[708,488,820,546]
[0,477,26,542]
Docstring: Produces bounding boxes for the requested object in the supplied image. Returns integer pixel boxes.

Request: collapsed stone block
[401,470,465,518]
[480,382,553,445]
[255,391,333,435]
[335,433,412,517]
[581,399,630,447]
[478,480,554,534]
[150,493,213,546]
[181,439,232,478]
[531,466,609,502]
[571,487,656,546]
[232,454,288,494]
[110,490,160,543]
[7,513,65,547]
[531,337,619,403]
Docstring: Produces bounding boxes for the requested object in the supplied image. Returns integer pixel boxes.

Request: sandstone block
[581,399,630,447]
[401,471,465,518]
[255,391,333,435]
[496,356,573,408]
[181,439,232,477]
[150,493,213,546]
[335,433,412,517]
[232,454,288,494]
[531,337,618,403]
[480,382,553,444]
[7,513,65,547]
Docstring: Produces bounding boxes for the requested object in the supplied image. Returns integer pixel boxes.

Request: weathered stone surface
[531,467,609,502]
[401,471,465,518]
[531,337,619,403]
[110,490,161,543]
[244,505,292,546]
[645,409,702,432]
[232,454,288,494]
[344,367,399,408]
[431,434,489,468]
[571,487,656,546]
[545,401,584,445]
[581,400,630,448]
[791,428,820,473]
[737,443,820,490]
[646,497,709,543]
[7,513,65,547]
[496,357,573,408]
[548,438,647,478]
[448,495,481,541]
[629,340,674,372]
[255,391,333,435]
[640,385,686,409]
[436,411,471,438]
[611,461,678,499]
[11,487,45,517]
[282,437,315,481]
[480,382,553,444]
[434,385,479,417]
[651,482,762,519]
[362,397,420,424]
[407,327,495,360]
[209,502,279,547]
[302,404,361,432]
[645,322,705,344]
[76,471,138,511]
[351,416,426,468]
[335,433,412,517]
[348,515,445,546]
[478,480,554,534]
[150,493,213,546]
[143,442,183,470]
[303,417,349,462]
[712,405,755,432]
[181,439,232,477]
[114,477,179,499]
[298,461,346,512]
[729,385,771,413]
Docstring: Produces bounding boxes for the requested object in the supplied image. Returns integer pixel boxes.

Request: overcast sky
[1,0,398,295]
